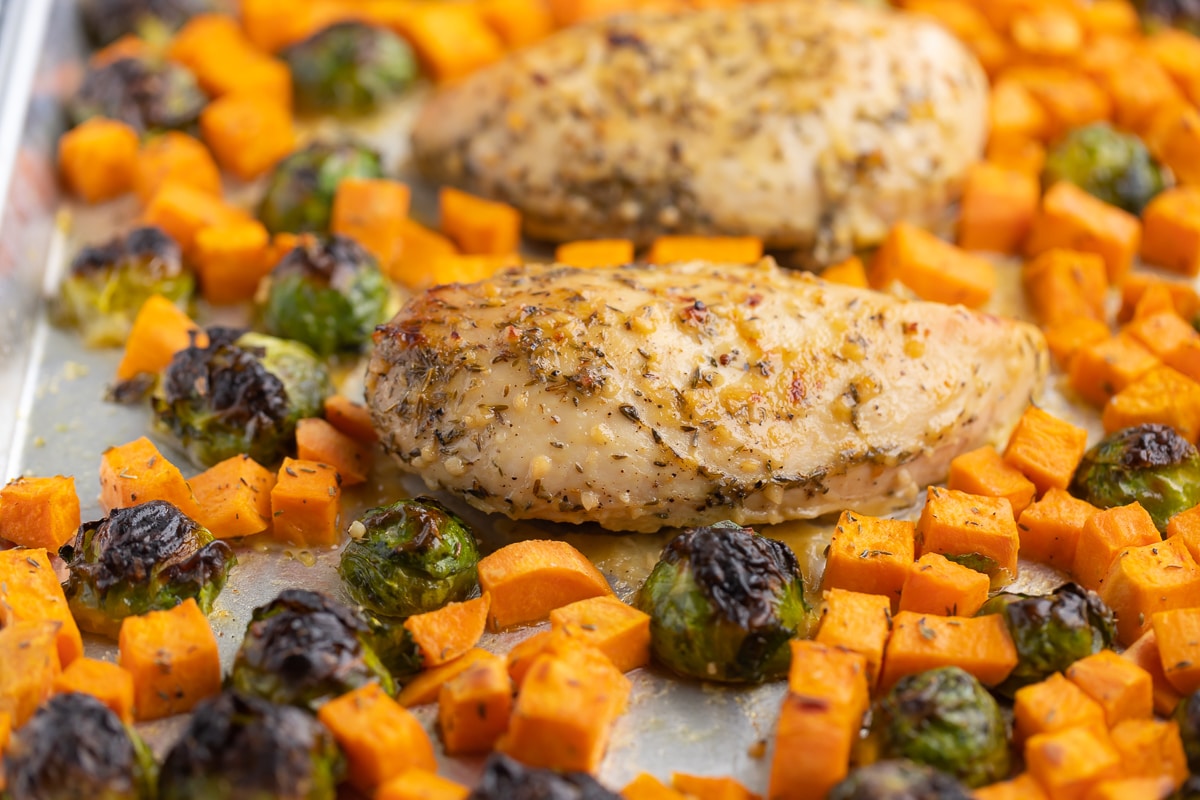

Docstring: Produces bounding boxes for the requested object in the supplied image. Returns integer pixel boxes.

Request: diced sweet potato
[116,295,206,381]
[1153,607,1200,695]
[1013,672,1106,743]
[1022,248,1108,327]
[1044,317,1111,372]
[1069,333,1161,408]
[898,552,990,618]
[58,117,138,203]
[477,0,554,49]
[820,511,915,611]
[331,178,411,269]
[296,417,370,486]
[377,770,470,800]
[322,395,379,443]
[1109,718,1188,791]
[1124,629,1185,715]
[1102,366,1200,442]
[1003,406,1090,495]
[1025,726,1122,800]
[0,548,83,667]
[670,774,760,800]
[871,222,996,308]
[383,5,504,82]
[397,648,500,707]
[1017,488,1099,571]
[0,475,80,550]
[98,436,201,519]
[988,79,1050,143]
[1066,649,1154,727]
[270,458,341,547]
[404,593,491,668]
[1073,502,1163,592]
[141,181,250,254]
[1142,187,1200,277]
[199,94,296,181]
[0,621,62,727]
[52,657,135,723]
[437,657,513,755]
[957,161,1039,254]
[647,237,764,265]
[973,774,1048,800]
[1003,66,1112,143]
[192,220,274,305]
[879,612,1018,690]
[190,454,276,539]
[548,595,651,673]
[915,487,1019,588]
[387,219,458,289]
[814,588,891,688]
[477,539,613,630]
[1100,537,1200,645]
[440,187,522,255]
[820,255,869,288]
[134,132,221,205]
[1026,182,1142,285]
[555,239,636,269]
[118,598,221,720]
[948,445,1036,516]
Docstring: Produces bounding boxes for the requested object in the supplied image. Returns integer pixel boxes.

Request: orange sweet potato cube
[270,458,342,547]
[323,395,378,444]
[116,295,206,381]
[948,446,1037,516]
[438,658,514,755]
[1104,57,1186,135]
[1022,248,1109,327]
[134,132,221,205]
[192,220,274,305]
[58,117,138,203]
[1101,537,1200,645]
[1125,629,1185,715]
[915,487,1019,588]
[989,79,1050,143]
[1120,274,1200,326]
[199,94,295,181]
[118,598,221,720]
[476,0,554,49]
[820,255,870,288]
[1155,107,1200,187]
[377,770,470,800]
[317,682,437,792]
[671,774,759,800]
[1069,333,1161,408]
[1044,317,1111,371]
[385,5,504,82]
[296,417,371,487]
[1025,726,1123,800]
[1153,607,1200,695]
[1005,67,1113,143]
[1169,504,1200,564]
[880,612,1018,690]
[870,222,996,308]
[0,475,80,550]
[1073,502,1163,592]
[548,595,651,673]
[973,774,1048,800]
[1066,649,1154,727]
[142,181,250,253]
[1026,182,1142,285]
[1013,672,1107,743]
[331,178,411,268]
[898,552,990,618]
[440,187,521,255]
[1017,488,1098,570]
[397,649,500,708]
[1103,366,1200,442]
[987,134,1047,177]
[647,236,764,265]
[820,511,915,610]
[478,539,613,630]
[1142,187,1200,277]
[957,162,1039,254]
[387,218,459,289]
[0,548,84,668]
[98,436,201,519]
[1109,718,1189,791]
[190,454,276,539]
[1003,406,1090,496]
[169,14,292,100]
[0,621,62,728]
[1126,311,1199,361]
[53,657,135,723]
[814,588,892,687]
[555,239,636,269]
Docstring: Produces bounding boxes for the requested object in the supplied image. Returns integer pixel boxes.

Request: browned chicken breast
[411,1,988,259]
[366,261,1047,533]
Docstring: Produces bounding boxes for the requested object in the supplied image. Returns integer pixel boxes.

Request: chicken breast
[366,261,1047,533]
[411,2,988,260]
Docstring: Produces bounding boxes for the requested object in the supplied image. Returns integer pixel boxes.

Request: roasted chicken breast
[366,261,1047,533]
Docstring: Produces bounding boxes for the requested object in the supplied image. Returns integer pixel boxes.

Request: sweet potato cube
[948,445,1037,516]
[118,598,220,721]
[820,511,915,610]
[0,621,62,727]
[1069,333,1161,408]
[1153,607,1200,695]
[199,94,295,181]
[555,239,636,269]
[548,595,651,673]
[670,774,759,800]
[192,220,274,305]
[58,117,138,202]
[1026,182,1142,285]
[898,552,990,618]
[116,295,206,381]
[1100,537,1200,645]
[1066,649,1154,727]
[477,539,613,630]
[957,162,1039,254]
[1109,718,1188,790]
[987,134,1046,176]
[190,454,276,539]
[440,187,521,255]
[477,0,554,49]
[988,79,1050,142]
[1103,366,1200,442]
[1120,273,1200,326]
[1022,249,1108,327]
[52,657,135,723]
[437,657,513,755]
[317,683,436,792]
[296,417,370,487]
[1086,777,1176,800]
[1007,67,1112,144]
[870,222,996,308]
[386,5,504,82]
[134,131,221,205]
[1044,317,1111,371]
[0,548,83,667]
[915,487,1019,588]
[1155,107,1200,187]
[1013,672,1107,743]
[387,219,458,289]
[270,458,341,547]
[397,648,501,708]
[814,588,892,687]
[1125,630,1184,715]
[99,436,201,519]
[648,236,764,265]
[169,14,292,100]
[377,770,470,800]
[0,475,80,550]
[1073,502,1163,592]
[1104,57,1185,135]
[973,774,1048,800]
[1168,504,1200,564]
[820,255,869,288]
[879,612,1018,690]
[322,395,378,443]
[1010,7,1083,59]
[427,253,519,286]
[142,181,250,253]
[1127,311,1199,362]
[404,593,491,668]
[1017,489,1098,570]
[787,640,871,721]
[1142,188,1200,277]
[623,774,690,800]
[1003,406,1090,494]
[331,178,411,268]
[1025,726,1122,800]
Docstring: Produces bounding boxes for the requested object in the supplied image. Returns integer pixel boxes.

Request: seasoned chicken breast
[411,2,988,260]
[366,261,1047,533]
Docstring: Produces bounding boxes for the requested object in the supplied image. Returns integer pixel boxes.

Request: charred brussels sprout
[1173,690,1200,773]
[869,667,1009,788]
[158,690,344,800]
[71,56,207,134]
[259,236,390,356]
[828,760,973,800]
[257,141,384,235]
[229,589,394,710]
[339,497,480,618]
[56,226,193,348]
[152,328,330,467]
[1070,423,1200,532]
[59,499,235,637]
[79,0,218,45]
[467,753,622,800]
[3,692,157,800]
[977,582,1116,695]
[1043,123,1169,215]
[636,522,810,683]
[1137,0,1200,33]
[283,21,416,114]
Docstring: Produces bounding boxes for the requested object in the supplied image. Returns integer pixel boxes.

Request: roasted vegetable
[59,499,235,638]
[359,610,423,676]
[466,752,622,800]
[228,589,394,710]
[158,690,344,800]
[1174,690,1200,773]
[152,328,330,467]
[71,56,208,134]
[1178,776,1200,800]
[1043,123,1169,215]
[55,225,193,348]
[283,21,416,114]
[339,497,480,618]
[256,141,384,235]
[1070,423,1200,532]
[1137,0,1200,33]
[869,667,1009,788]
[3,692,156,800]
[977,582,1117,695]
[258,236,390,356]
[79,0,217,45]
[828,760,973,800]
[636,522,810,683]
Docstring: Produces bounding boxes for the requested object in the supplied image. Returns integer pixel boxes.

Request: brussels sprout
[1173,690,1200,773]
[467,753,622,800]
[152,328,331,467]
[79,0,218,45]
[158,690,344,800]
[71,56,207,134]
[55,226,193,348]
[229,589,395,710]
[1137,0,1200,33]
[359,609,424,676]
[869,667,1009,788]
[283,21,416,115]
[828,760,973,800]
[257,141,384,235]
[977,582,1116,695]
[259,236,390,356]
[339,497,480,618]
[59,500,235,637]
[636,521,810,683]
[1043,123,1169,215]
[1176,776,1200,800]
[1070,423,1200,532]
[3,692,157,800]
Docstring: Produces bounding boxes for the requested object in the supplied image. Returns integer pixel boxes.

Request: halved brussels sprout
[339,497,480,618]
[55,226,193,348]
[1070,423,1200,532]
[257,141,384,235]
[1137,0,1200,33]
[71,55,208,134]
[158,690,344,800]
[828,760,973,800]
[79,0,218,46]
[229,589,394,710]
[869,666,1009,788]
[152,328,330,467]
[469,753,622,800]
[3,692,157,800]
[359,609,423,677]
[283,21,416,115]
[60,499,235,637]
[636,521,810,683]
[1043,123,1169,215]
[259,236,390,356]
[1174,690,1200,773]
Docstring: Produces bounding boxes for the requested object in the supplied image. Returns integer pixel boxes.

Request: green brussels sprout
[468,753,622,800]
[283,21,416,115]
[152,327,331,467]
[1173,690,1200,773]
[1070,423,1200,532]
[828,760,973,800]
[55,226,193,348]
[78,0,218,46]
[339,497,481,618]
[977,582,1116,695]
[158,690,344,800]
[229,589,395,710]
[359,609,424,677]
[3,693,157,800]
[1137,0,1200,34]
[257,141,384,235]
[259,236,390,356]
[71,56,208,134]
[1043,123,1169,215]
[59,499,236,638]
[869,667,1009,788]
[636,521,810,683]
